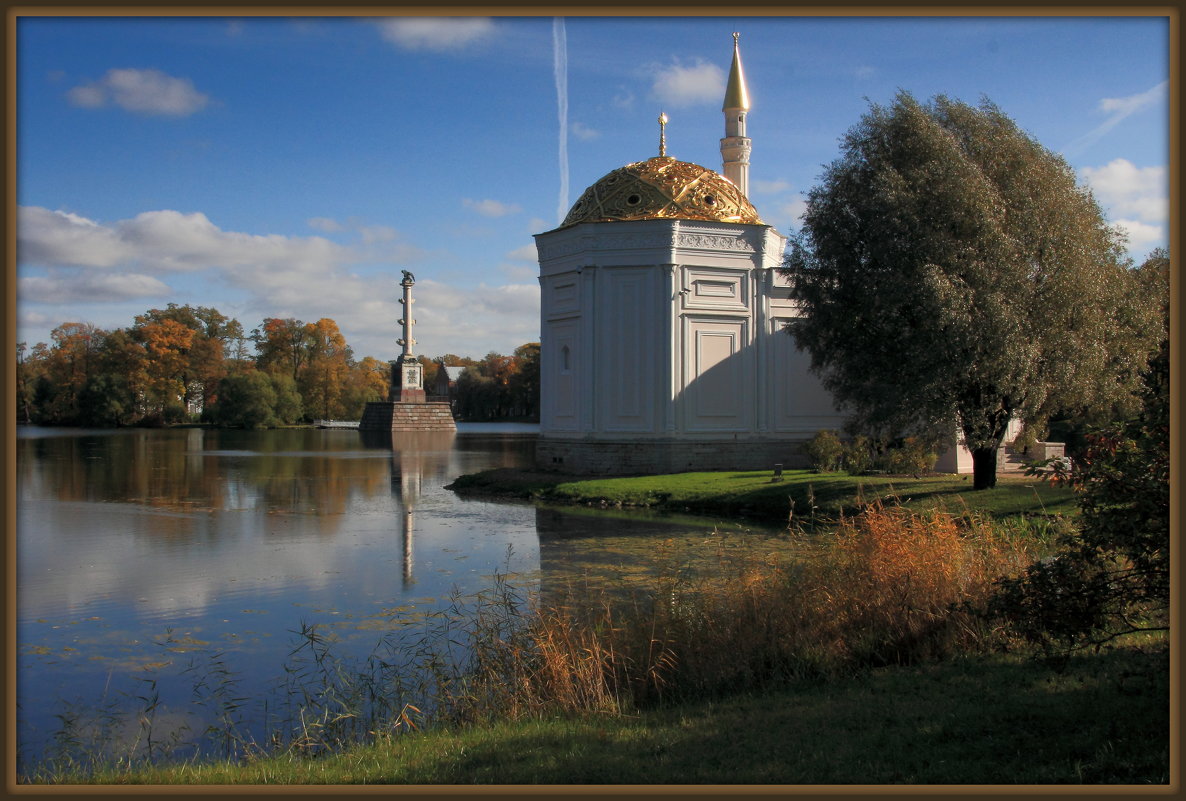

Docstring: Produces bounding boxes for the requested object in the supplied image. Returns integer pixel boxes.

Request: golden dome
[559,156,763,228]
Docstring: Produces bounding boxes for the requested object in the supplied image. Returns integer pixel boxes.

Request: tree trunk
[971,446,999,490]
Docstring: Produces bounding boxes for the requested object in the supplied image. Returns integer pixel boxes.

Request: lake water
[15,424,785,770]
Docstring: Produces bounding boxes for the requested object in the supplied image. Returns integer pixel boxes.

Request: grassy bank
[39,639,1169,785]
[448,468,1077,524]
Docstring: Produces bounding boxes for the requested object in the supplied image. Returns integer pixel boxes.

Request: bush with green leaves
[881,437,938,475]
[803,430,846,472]
[843,435,875,474]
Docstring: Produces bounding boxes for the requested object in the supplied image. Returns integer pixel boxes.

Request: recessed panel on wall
[681,268,748,312]
[767,317,841,432]
[600,268,654,432]
[546,320,579,432]
[683,318,748,431]
[545,274,581,318]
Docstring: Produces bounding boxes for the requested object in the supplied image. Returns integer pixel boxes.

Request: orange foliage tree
[299,318,353,420]
[134,318,195,418]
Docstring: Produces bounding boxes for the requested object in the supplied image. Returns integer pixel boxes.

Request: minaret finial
[733,31,739,47]
[658,111,668,157]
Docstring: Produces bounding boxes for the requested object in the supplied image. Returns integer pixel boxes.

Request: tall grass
[435,501,1043,721]
[25,502,1050,781]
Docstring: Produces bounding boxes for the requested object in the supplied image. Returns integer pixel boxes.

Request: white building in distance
[534,34,849,474]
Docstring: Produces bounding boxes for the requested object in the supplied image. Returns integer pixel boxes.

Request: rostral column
[392,270,426,403]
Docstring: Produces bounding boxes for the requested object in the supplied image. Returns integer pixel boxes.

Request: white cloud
[18,206,129,268]
[501,264,537,282]
[1099,82,1166,117]
[612,89,635,109]
[780,197,809,226]
[306,217,410,251]
[1080,159,1167,224]
[752,179,791,194]
[67,68,210,117]
[374,18,495,52]
[17,204,538,360]
[308,217,344,232]
[650,59,725,108]
[19,309,52,327]
[463,198,522,218]
[21,272,171,304]
[1112,219,1164,254]
[18,204,411,288]
[506,244,538,262]
[571,121,600,141]
[1061,81,1168,157]
[289,279,540,360]
[358,224,398,244]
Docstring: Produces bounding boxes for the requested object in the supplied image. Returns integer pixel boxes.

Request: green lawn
[449,468,1078,525]
[47,638,1168,785]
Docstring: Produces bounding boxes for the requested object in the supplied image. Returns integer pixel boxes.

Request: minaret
[720,31,751,198]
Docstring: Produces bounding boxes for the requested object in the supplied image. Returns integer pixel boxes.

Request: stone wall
[359,401,456,432]
[536,436,809,475]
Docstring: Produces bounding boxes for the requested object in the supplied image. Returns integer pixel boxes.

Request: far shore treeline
[15,304,540,428]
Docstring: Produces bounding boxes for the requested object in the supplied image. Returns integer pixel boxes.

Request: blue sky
[16,14,1171,361]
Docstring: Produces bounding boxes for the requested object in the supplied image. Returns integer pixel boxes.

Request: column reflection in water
[359,429,457,589]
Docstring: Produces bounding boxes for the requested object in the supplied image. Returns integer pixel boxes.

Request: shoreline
[445,466,1079,525]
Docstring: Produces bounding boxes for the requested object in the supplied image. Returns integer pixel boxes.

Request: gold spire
[723,31,750,111]
[658,111,669,157]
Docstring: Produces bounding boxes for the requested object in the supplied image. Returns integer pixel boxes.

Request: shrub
[881,436,938,474]
[843,435,875,474]
[804,429,846,472]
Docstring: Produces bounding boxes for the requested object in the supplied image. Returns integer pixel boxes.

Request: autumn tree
[134,318,195,420]
[340,355,391,418]
[451,346,539,421]
[33,323,107,423]
[134,304,244,414]
[783,92,1160,489]
[509,342,541,420]
[253,318,313,383]
[299,318,353,420]
[15,342,43,424]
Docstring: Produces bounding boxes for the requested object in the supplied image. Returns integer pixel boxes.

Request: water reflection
[16,424,784,770]
[359,430,462,589]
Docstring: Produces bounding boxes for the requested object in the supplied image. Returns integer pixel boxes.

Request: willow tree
[783,92,1159,489]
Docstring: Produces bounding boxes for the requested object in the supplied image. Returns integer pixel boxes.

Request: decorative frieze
[536,235,593,261]
[538,224,770,260]
[591,232,676,252]
[675,232,756,252]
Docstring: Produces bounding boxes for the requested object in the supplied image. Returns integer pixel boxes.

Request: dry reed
[449,501,1041,718]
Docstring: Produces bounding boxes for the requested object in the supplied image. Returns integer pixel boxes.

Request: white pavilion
[533,34,852,474]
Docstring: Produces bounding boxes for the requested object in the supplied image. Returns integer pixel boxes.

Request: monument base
[359,401,456,432]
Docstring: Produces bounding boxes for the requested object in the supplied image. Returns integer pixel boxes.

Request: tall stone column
[391,270,426,403]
